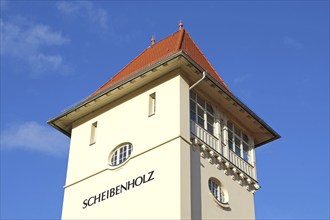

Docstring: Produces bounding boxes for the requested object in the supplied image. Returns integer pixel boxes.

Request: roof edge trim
[47,51,187,130]
[206,74,281,147]
[179,52,281,147]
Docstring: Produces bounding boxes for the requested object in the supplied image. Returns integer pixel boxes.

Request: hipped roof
[48,25,280,147]
[90,28,229,98]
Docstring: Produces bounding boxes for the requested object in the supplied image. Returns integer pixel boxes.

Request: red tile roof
[90,28,230,97]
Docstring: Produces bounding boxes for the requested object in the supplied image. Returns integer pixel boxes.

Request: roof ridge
[117,29,182,77]
[90,29,183,97]
[176,28,185,51]
[89,27,230,98]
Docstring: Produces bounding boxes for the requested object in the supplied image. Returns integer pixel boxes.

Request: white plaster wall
[65,73,182,185]
[197,150,255,219]
[61,69,255,219]
[62,73,191,219]
[62,138,183,219]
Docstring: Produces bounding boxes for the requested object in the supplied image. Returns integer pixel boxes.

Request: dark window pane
[243,133,249,142]
[207,123,214,134]
[228,131,233,141]
[197,96,205,107]
[234,127,241,137]
[227,121,233,130]
[198,117,204,127]
[190,111,196,121]
[207,114,214,124]
[207,103,214,114]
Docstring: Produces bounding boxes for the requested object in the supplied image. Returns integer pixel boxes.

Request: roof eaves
[179,52,280,147]
[206,74,281,147]
[47,51,187,131]
[48,122,71,137]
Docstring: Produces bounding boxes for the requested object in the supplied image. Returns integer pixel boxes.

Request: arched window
[110,143,133,166]
[208,178,228,204]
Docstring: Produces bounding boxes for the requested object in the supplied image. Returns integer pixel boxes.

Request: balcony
[190,120,256,180]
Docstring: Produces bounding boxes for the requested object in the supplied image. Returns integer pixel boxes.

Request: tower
[48,23,280,219]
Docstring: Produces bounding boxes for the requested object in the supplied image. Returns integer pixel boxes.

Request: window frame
[227,121,252,163]
[109,143,133,167]
[148,92,156,116]
[89,122,97,145]
[190,91,216,136]
[208,177,229,206]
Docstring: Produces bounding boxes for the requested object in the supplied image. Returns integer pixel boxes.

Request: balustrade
[190,120,256,180]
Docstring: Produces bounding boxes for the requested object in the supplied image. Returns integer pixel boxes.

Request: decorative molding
[253,183,260,190]
[190,135,260,194]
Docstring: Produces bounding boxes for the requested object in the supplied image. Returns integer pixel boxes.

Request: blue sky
[1,1,329,219]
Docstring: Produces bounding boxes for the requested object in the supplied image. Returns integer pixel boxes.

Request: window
[227,121,251,162]
[110,143,133,166]
[90,122,97,145]
[190,91,215,135]
[149,93,156,116]
[208,178,228,204]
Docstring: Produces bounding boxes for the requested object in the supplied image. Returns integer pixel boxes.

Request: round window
[208,177,228,205]
[109,143,133,166]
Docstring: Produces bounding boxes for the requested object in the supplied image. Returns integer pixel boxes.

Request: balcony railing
[190,120,256,180]
[190,120,220,153]
[228,150,254,178]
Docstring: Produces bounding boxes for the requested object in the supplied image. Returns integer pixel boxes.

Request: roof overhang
[48,51,280,147]
[47,52,185,136]
[178,51,280,147]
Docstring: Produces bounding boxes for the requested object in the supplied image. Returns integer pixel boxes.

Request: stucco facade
[49,25,279,219]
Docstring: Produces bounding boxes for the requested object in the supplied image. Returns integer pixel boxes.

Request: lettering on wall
[82,170,155,209]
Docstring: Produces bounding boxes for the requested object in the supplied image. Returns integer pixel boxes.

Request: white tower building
[48,22,280,219]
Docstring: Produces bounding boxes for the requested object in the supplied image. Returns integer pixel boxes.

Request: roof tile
[90,28,229,97]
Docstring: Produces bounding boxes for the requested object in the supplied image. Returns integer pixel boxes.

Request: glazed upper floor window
[227,121,251,162]
[190,91,215,135]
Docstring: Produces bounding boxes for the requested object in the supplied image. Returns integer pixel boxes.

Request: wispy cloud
[0,121,69,156]
[283,36,303,49]
[0,17,71,77]
[56,1,108,30]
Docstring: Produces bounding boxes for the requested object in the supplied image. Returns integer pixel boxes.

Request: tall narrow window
[190,91,215,135]
[149,92,156,116]
[227,120,251,163]
[90,122,97,145]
